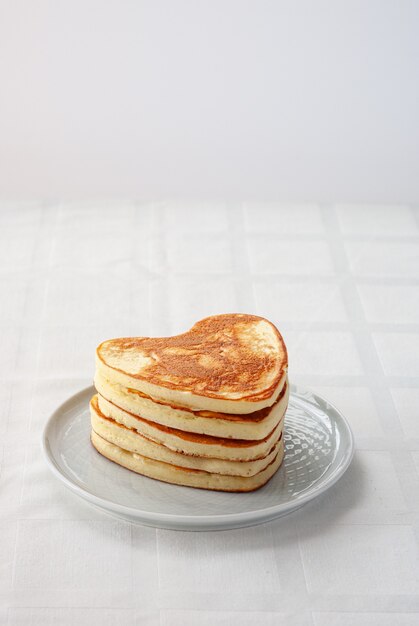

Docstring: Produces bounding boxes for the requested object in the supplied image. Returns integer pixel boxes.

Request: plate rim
[42,384,355,527]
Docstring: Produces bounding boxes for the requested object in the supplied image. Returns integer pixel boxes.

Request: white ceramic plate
[42,384,354,531]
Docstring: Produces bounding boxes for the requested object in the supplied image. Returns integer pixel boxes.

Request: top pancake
[96,314,288,414]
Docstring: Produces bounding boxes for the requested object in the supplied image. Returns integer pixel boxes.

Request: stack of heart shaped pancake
[91,314,288,491]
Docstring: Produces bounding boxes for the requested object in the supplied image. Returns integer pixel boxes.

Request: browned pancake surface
[97,314,288,400]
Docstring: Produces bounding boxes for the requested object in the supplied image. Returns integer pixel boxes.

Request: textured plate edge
[41,384,355,530]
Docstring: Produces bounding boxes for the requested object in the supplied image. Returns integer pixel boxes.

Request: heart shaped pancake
[96,314,288,414]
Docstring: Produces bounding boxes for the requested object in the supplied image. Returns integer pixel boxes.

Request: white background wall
[0,0,418,203]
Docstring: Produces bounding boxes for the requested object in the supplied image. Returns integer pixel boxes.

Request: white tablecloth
[1,203,418,625]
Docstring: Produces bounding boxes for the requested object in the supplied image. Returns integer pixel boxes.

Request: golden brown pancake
[94,371,289,440]
[92,314,289,491]
[91,398,283,477]
[96,314,288,414]
[91,430,285,492]
[92,394,284,461]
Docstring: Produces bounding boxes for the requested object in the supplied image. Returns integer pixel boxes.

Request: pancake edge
[91,405,282,477]
[91,430,285,492]
[94,373,289,440]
